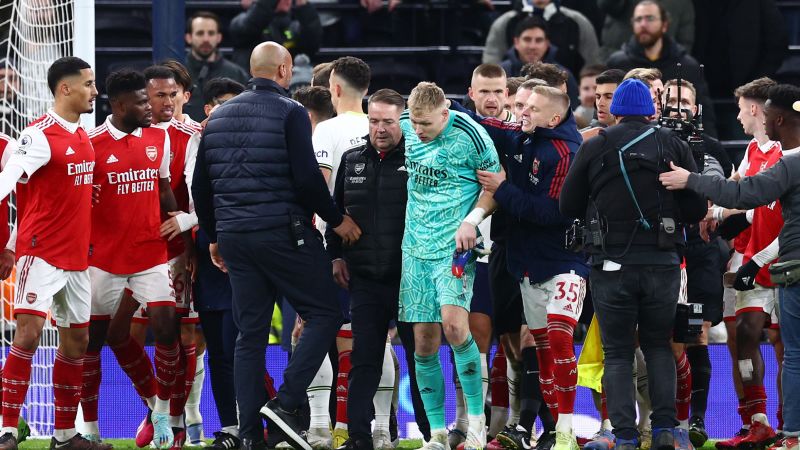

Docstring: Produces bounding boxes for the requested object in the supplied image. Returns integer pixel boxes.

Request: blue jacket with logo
[454,102,589,284]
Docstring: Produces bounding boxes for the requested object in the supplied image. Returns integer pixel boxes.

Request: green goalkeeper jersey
[400,109,500,260]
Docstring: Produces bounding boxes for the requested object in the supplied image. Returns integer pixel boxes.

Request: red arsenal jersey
[10,110,95,271]
[156,118,200,259]
[88,118,171,274]
[733,139,781,255]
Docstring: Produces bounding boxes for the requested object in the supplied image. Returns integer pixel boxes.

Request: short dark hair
[293,86,335,121]
[634,0,669,23]
[595,69,626,86]
[767,84,800,115]
[186,11,221,34]
[47,56,91,95]
[330,56,371,93]
[507,76,525,96]
[514,16,549,39]
[105,69,147,101]
[521,62,567,87]
[203,77,245,105]
[312,62,333,88]
[368,88,405,110]
[734,77,777,103]
[160,60,193,92]
[579,64,607,80]
[472,63,506,80]
[143,65,175,83]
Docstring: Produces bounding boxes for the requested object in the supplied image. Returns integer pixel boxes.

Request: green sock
[452,334,484,417]
[414,352,446,430]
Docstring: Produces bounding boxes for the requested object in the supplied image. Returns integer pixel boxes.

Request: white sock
[185,350,205,426]
[145,395,157,411]
[308,354,333,429]
[170,414,184,428]
[85,420,100,435]
[54,428,78,442]
[0,427,15,439]
[455,382,468,431]
[752,413,770,426]
[374,343,394,433]
[154,397,170,415]
[222,425,239,437]
[507,358,521,426]
[602,419,612,431]
[481,353,489,406]
[468,414,485,436]
[391,345,400,412]
[556,413,573,433]
[678,419,689,430]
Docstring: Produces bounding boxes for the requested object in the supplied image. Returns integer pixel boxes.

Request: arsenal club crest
[532,158,540,176]
[145,146,158,162]
[354,163,365,175]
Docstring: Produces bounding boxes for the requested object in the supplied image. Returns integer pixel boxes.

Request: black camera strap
[617,127,657,230]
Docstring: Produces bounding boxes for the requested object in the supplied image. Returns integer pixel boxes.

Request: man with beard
[183,11,249,120]
[605,0,717,137]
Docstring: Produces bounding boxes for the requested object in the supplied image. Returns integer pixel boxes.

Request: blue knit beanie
[610,78,655,117]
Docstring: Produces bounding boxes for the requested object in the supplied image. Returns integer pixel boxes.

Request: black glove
[733,259,761,291]
[717,213,751,240]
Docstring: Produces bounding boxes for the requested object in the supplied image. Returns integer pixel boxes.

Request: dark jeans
[396,321,431,441]
[779,285,800,436]
[590,265,679,440]
[348,275,399,440]
[219,227,343,440]
[198,309,238,429]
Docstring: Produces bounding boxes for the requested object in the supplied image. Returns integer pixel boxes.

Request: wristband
[175,211,198,232]
[712,206,724,222]
[463,207,487,227]
[746,209,754,224]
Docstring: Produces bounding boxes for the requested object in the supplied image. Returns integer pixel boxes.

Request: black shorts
[488,244,523,335]
[684,239,724,326]
[471,261,493,317]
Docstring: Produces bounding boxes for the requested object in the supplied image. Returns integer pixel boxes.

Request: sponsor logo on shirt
[65,147,75,156]
[145,146,158,162]
[397,166,407,172]
[513,154,523,163]
[532,158,540,176]
[26,292,37,304]
[106,154,119,164]
[407,160,448,187]
[354,163,365,175]
[68,160,95,186]
[107,168,159,195]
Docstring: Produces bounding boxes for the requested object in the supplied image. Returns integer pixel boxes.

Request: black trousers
[347,275,399,440]
[590,264,679,440]
[218,227,343,440]
[198,309,238,429]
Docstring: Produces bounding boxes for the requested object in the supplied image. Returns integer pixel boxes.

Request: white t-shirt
[312,111,369,194]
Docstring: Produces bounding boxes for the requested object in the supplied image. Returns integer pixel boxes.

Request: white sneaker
[465,418,487,450]
[423,430,450,450]
[373,429,394,450]
[307,427,333,450]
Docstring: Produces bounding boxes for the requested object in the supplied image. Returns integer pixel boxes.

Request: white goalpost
[0,0,94,437]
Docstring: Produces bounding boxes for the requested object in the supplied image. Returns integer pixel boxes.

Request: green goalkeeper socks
[452,334,484,417]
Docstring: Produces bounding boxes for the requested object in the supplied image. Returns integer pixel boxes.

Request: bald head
[250,42,292,88]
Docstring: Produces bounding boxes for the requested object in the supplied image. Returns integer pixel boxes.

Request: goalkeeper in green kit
[399,82,501,450]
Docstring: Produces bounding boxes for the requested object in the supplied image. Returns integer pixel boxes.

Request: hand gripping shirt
[400,109,500,260]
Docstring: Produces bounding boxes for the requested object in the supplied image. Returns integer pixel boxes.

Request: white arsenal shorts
[14,255,91,328]
[133,255,198,324]
[519,272,586,333]
[89,264,174,320]
[723,251,744,322]
[736,284,779,329]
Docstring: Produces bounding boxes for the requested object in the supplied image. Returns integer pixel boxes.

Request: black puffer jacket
[326,138,408,282]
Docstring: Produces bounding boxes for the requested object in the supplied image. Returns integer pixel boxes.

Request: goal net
[0,0,93,437]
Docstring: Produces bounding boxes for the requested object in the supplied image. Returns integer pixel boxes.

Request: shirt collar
[47,108,81,134]
[105,116,143,140]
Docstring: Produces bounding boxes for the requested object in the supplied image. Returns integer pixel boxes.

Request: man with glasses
[605,0,717,137]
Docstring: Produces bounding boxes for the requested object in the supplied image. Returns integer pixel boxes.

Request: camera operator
[661,79,730,445]
[560,78,707,450]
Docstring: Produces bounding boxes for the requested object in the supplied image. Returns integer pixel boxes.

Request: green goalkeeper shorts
[398,252,475,323]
